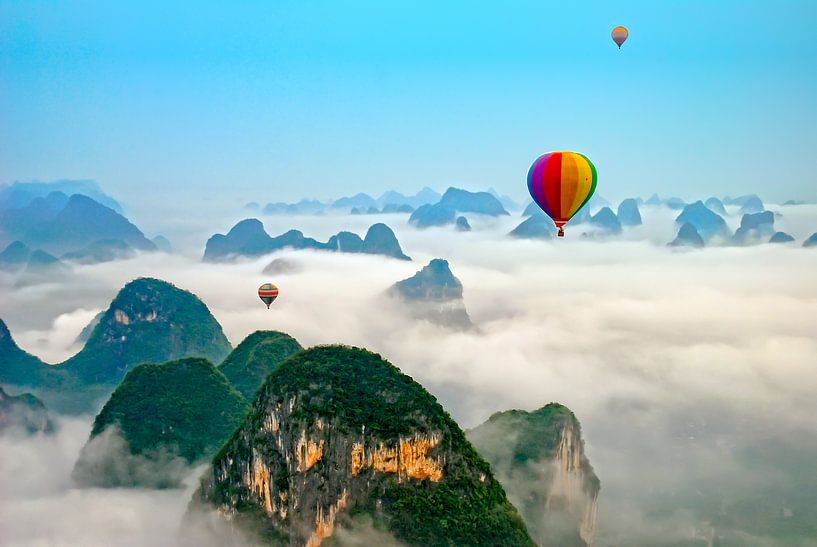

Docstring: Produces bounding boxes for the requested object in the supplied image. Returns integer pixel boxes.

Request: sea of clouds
[1,203,816,545]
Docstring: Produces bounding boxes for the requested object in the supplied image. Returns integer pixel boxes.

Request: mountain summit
[389,259,473,328]
[193,346,532,545]
[468,403,600,547]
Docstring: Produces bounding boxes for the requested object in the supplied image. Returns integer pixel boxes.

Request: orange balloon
[611,26,629,49]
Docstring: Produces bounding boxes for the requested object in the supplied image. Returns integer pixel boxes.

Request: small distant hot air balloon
[527,152,597,237]
[258,283,279,309]
[611,26,629,49]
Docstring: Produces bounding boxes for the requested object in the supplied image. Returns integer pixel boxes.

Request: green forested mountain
[195,346,533,546]
[0,318,49,387]
[0,277,232,413]
[218,330,302,399]
[73,358,248,487]
[468,403,600,547]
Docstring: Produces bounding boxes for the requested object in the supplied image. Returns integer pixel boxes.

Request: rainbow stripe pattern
[258,282,279,308]
[527,151,597,236]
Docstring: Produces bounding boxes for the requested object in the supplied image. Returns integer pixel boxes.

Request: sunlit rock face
[468,403,600,547]
[193,346,532,546]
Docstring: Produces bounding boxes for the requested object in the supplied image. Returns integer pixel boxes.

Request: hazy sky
[2,0,816,205]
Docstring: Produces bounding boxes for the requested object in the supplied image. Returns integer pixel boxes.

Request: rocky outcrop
[408,203,457,228]
[670,223,705,248]
[739,195,765,214]
[389,259,472,328]
[193,346,533,546]
[456,216,471,231]
[769,231,795,243]
[361,223,410,260]
[675,201,731,241]
[705,197,727,215]
[467,403,600,547]
[732,211,775,245]
[616,198,642,226]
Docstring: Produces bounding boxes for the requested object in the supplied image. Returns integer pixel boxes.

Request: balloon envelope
[258,283,279,308]
[611,26,629,48]
[527,152,597,237]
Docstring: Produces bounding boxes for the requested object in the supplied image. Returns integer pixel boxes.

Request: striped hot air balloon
[527,151,598,237]
[258,283,279,309]
[611,26,629,49]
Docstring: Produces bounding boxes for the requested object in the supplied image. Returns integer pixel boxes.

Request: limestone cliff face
[547,420,600,545]
[194,346,533,546]
[468,403,600,547]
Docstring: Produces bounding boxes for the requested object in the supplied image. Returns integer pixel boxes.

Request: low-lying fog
[2,204,816,545]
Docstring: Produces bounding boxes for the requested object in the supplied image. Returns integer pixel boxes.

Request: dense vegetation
[89,358,248,462]
[64,277,232,385]
[0,318,50,387]
[209,346,533,546]
[218,330,302,400]
[468,403,600,546]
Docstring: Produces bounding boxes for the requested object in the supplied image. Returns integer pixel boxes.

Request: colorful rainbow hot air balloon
[611,26,629,49]
[527,151,597,237]
[258,283,279,309]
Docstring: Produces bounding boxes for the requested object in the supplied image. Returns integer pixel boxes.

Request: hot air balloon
[527,152,597,237]
[611,26,629,49]
[258,283,279,309]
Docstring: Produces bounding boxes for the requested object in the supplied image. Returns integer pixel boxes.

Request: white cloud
[1,208,816,544]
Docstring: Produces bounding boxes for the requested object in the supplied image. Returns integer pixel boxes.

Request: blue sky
[1,0,816,204]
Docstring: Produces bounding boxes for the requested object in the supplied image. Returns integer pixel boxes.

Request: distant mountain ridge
[389,259,473,328]
[0,190,155,264]
[409,187,508,228]
[0,180,122,213]
[203,219,410,261]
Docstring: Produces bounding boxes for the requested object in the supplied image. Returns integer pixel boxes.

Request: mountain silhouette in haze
[409,187,508,228]
[675,201,731,241]
[389,258,472,329]
[670,223,705,248]
[0,191,155,263]
[510,216,555,239]
[0,386,53,434]
[468,403,600,547]
[616,198,642,226]
[203,220,409,261]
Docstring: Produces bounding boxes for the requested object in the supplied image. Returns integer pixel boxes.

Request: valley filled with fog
[2,193,816,546]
